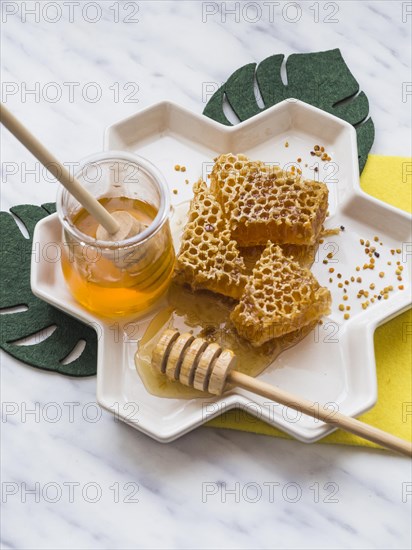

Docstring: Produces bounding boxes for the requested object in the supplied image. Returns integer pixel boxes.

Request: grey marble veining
[1,1,411,549]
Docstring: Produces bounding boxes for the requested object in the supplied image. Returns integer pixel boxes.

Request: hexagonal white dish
[31,100,411,443]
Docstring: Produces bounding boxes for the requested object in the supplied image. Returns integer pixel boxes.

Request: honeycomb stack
[174,153,331,346]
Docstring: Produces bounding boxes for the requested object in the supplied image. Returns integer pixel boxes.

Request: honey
[61,196,175,316]
[135,283,315,399]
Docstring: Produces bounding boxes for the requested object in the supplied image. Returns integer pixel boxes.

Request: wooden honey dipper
[153,329,412,457]
[0,104,141,241]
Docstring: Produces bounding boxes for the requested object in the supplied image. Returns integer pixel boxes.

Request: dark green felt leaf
[0,203,97,376]
[203,49,374,172]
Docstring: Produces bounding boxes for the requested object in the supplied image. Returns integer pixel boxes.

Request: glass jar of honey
[57,151,175,317]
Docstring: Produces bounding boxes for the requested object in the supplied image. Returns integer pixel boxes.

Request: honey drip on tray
[135,283,315,399]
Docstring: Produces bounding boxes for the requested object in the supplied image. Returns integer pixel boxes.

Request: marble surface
[1,1,411,548]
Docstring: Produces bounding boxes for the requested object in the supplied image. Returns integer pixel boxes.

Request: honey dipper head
[152,329,237,395]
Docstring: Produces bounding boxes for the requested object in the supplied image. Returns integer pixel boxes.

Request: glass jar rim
[56,150,171,249]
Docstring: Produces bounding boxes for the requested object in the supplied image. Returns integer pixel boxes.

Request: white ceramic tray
[31,100,412,443]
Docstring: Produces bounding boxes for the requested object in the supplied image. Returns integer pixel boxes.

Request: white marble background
[1,1,411,549]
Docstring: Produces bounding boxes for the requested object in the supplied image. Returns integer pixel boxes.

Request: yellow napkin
[207,155,412,448]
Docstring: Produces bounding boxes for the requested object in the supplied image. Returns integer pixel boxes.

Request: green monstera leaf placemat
[204,49,374,172]
[0,203,97,376]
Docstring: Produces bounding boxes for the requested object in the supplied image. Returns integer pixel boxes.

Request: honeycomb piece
[233,171,328,246]
[231,243,331,346]
[211,153,328,247]
[174,180,248,299]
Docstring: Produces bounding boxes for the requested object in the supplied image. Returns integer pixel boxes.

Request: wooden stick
[228,371,412,457]
[153,329,412,457]
[0,103,119,235]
